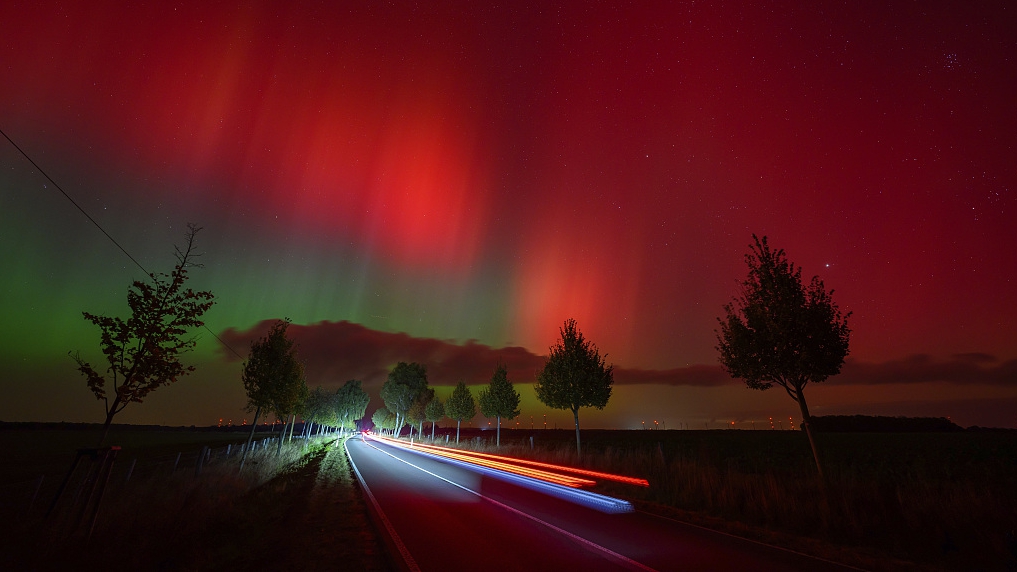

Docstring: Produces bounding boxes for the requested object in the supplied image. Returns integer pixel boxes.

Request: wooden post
[47,454,84,519]
[27,475,44,515]
[86,447,119,538]
[195,446,208,476]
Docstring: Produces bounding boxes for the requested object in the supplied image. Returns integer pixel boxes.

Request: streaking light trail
[382,435,649,487]
[365,433,647,513]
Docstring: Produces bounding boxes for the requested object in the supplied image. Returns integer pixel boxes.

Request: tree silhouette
[70,224,215,445]
[444,380,476,443]
[716,235,851,478]
[535,318,613,455]
[478,362,520,447]
[239,320,306,468]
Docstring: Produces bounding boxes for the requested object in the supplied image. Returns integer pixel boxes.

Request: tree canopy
[405,387,434,438]
[716,234,851,478]
[444,380,476,443]
[70,224,215,445]
[478,363,520,447]
[335,379,370,432]
[424,396,444,440]
[380,362,428,436]
[242,320,306,421]
[372,406,396,433]
[534,318,613,455]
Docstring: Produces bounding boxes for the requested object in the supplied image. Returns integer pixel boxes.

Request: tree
[372,407,396,434]
[70,224,215,445]
[239,320,306,468]
[379,362,428,437]
[478,363,520,447]
[444,380,476,443]
[406,388,434,438]
[335,379,370,435]
[299,385,332,437]
[534,318,613,455]
[716,235,851,479]
[425,396,444,440]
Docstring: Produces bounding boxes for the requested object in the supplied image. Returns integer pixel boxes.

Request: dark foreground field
[0,426,390,571]
[439,427,1017,571]
[2,425,1015,571]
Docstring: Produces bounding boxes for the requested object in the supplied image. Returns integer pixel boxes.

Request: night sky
[2,1,1015,429]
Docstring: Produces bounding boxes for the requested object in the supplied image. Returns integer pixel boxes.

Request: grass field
[434,427,1017,571]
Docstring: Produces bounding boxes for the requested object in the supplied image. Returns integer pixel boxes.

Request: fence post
[195,446,208,476]
[27,475,44,515]
[125,459,137,483]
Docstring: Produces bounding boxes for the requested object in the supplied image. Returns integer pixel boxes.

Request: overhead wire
[0,126,245,360]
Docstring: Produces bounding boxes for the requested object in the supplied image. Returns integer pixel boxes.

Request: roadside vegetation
[426,427,1017,571]
[0,429,388,571]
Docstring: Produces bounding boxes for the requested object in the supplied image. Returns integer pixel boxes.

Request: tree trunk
[277,415,290,456]
[419,420,424,438]
[496,415,501,447]
[98,394,124,446]
[287,414,296,442]
[240,406,261,472]
[573,408,582,456]
[456,420,461,443]
[431,421,435,441]
[796,386,824,481]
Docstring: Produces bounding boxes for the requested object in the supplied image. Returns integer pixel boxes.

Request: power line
[1,128,151,275]
[0,126,245,360]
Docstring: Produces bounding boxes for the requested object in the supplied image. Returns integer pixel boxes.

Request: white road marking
[344,438,421,572]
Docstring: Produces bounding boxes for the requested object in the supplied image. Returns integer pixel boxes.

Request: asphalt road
[345,436,862,572]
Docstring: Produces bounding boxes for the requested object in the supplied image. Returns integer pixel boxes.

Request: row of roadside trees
[70,224,849,478]
[373,317,615,456]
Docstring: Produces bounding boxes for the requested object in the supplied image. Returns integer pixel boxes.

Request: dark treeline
[811,415,963,432]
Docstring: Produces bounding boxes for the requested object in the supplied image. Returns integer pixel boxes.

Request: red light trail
[368,434,649,488]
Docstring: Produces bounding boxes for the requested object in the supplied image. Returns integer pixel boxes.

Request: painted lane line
[344,438,421,572]
[364,437,658,572]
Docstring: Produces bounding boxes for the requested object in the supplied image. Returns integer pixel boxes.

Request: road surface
[345,436,861,572]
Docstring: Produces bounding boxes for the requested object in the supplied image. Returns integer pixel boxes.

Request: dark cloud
[217,320,737,391]
[836,354,1017,385]
[219,321,1016,391]
[612,365,731,387]
[218,320,547,392]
